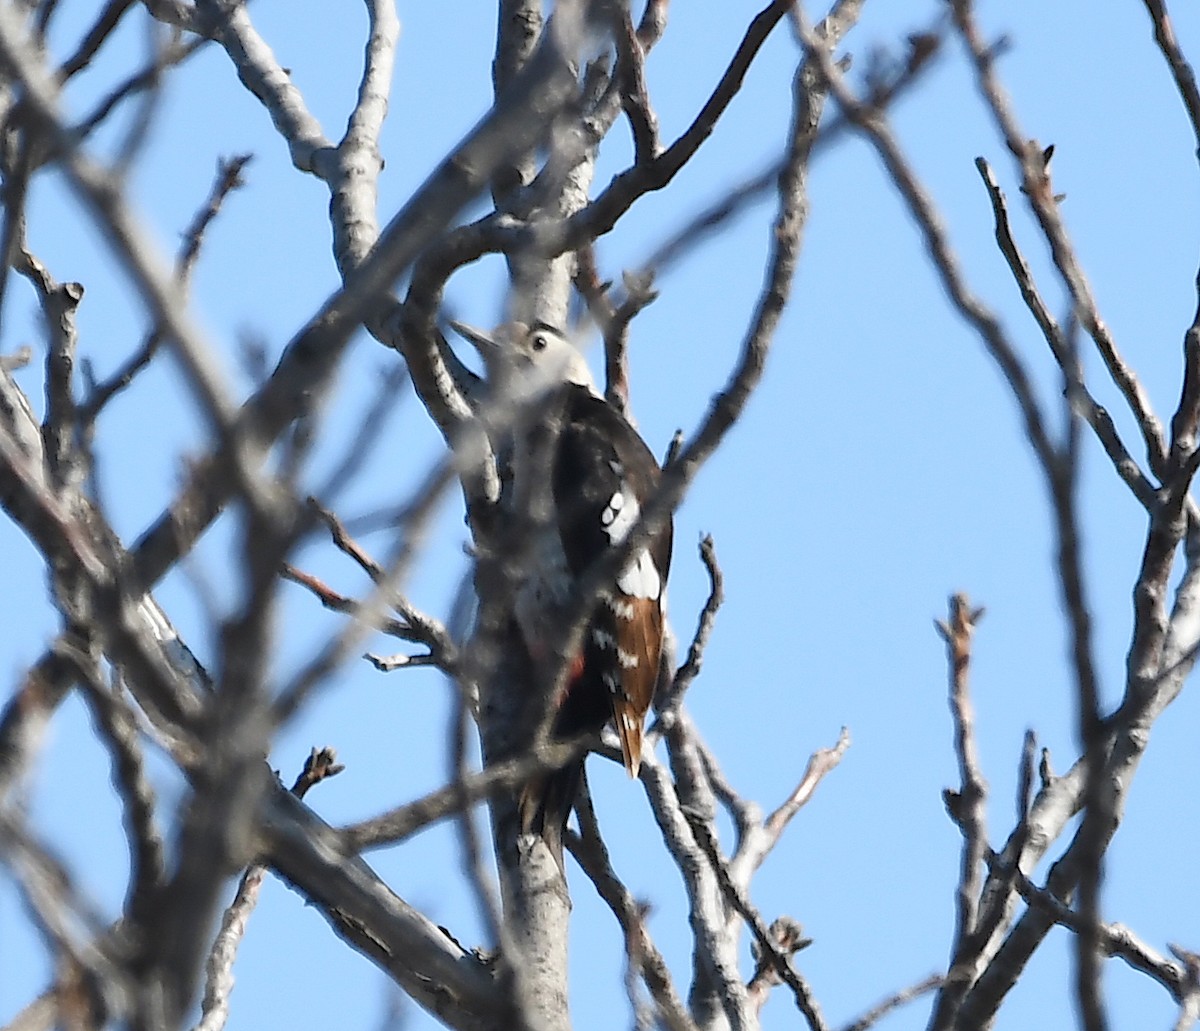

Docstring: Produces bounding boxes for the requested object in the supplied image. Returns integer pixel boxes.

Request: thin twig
[990,851,1190,1003]
[450,692,503,951]
[567,778,697,1031]
[685,810,829,1031]
[929,593,989,1027]
[642,744,751,1028]
[79,154,252,425]
[746,916,814,1016]
[308,496,385,579]
[662,534,724,710]
[56,0,136,82]
[973,157,1158,510]
[340,730,600,851]
[192,749,344,1031]
[68,646,167,929]
[75,36,202,141]
[613,4,660,165]
[280,564,411,639]
[837,974,944,1031]
[759,727,850,849]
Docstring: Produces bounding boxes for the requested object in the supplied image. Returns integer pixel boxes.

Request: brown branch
[577,0,798,236]
[289,746,347,798]
[308,496,385,580]
[279,566,417,644]
[296,496,457,670]
[177,154,253,280]
[604,269,660,410]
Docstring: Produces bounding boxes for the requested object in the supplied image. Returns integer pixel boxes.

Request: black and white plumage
[455,320,673,856]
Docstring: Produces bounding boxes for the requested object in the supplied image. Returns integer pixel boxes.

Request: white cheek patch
[601,486,639,542]
[617,549,661,600]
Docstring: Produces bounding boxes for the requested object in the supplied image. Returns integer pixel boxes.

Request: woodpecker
[454,320,673,859]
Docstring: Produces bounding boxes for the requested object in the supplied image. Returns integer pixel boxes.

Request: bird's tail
[518,759,583,871]
[614,704,645,778]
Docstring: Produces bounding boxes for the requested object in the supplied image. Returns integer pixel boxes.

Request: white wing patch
[617,549,662,600]
[601,481,662,600]
[601,486,638,542]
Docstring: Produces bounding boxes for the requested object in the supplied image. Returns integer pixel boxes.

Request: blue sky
[2,2,1199,1029]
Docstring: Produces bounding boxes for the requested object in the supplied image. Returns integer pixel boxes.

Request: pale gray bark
[3,3,1194,1031]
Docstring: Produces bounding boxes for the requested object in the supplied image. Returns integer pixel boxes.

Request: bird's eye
[531,333,548,352]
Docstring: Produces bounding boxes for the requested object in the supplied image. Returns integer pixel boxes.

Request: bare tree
[0,2,1198,1031]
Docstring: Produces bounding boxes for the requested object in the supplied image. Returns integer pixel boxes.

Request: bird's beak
[448,319,499,355]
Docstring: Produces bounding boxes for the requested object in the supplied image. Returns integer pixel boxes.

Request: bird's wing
[552,387,673,775]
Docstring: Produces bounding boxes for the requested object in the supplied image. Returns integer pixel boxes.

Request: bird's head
[451,320,597,398]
